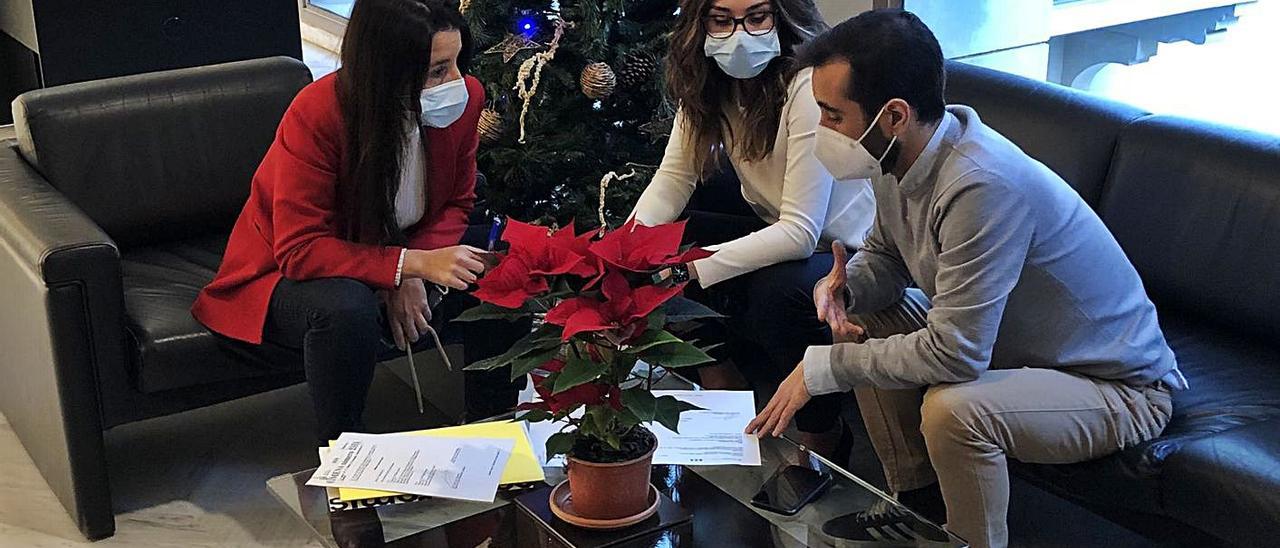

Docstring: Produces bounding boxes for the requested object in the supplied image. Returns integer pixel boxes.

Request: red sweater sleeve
[408,76,485,251]
[267,95,401,288]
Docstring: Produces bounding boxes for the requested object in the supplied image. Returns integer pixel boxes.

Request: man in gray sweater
[745,10,1187,548]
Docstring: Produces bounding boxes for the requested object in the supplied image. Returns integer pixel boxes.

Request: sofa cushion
[1011,312,1280,513]
[1161,419,1280,546]
[944,61,1148,207]
[122,235,300,393]
[1099,115,1280,343]
[12,57,311,249]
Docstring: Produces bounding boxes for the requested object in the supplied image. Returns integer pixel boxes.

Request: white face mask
[419,77,469,128]
[703,29,781,80]
[814,103,899,180]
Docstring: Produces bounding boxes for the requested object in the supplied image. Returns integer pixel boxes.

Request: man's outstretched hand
[745,363,811,438]
[815,241,864,342]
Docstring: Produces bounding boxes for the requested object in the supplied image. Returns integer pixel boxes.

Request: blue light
[516,16,538,37]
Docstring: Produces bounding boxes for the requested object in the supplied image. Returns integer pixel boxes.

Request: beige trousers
[850,291,1173,548]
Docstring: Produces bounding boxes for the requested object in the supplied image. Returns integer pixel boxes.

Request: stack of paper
[306,420,544,504]
[520,384,762,467]
[649,390,762,466]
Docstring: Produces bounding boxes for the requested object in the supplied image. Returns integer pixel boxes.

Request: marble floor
[0,367,452,548]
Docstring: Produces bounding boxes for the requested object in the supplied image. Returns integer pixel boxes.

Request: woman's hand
[403,245,488,290]
[384,278,432,351]
[814,240,864,341]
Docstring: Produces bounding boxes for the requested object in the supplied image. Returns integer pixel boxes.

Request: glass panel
[307,0,355,19]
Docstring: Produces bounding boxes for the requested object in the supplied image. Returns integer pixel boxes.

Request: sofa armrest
[0,141,117,281]
[0,141,122,539]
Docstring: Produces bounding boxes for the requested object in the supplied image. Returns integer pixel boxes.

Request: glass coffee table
[268,369,966,547]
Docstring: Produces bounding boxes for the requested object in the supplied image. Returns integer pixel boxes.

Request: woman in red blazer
[193,0,502,442]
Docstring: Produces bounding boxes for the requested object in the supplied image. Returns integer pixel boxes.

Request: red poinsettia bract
[520,369,623,414]
[473,220,600,308]
[588,219,713,273]
[544,270,684,341]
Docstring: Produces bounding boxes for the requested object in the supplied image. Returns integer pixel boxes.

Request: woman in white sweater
[632,0,875,455]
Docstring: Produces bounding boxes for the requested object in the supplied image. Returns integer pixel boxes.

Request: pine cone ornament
[579,62,617,99]
[478,107,504,143]
[617,52,659,89]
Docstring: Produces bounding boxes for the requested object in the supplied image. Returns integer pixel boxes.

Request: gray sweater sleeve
[844,212,912,315]
[805,175,1036,392]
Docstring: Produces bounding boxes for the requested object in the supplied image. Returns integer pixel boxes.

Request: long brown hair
[665,0,827,176]
[336,0,470,245]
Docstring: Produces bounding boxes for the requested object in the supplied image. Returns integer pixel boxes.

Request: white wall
[816,0,875,23]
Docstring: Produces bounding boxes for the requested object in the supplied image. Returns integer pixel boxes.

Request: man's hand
[815,240,864,342]
[385,278,432,351]
[745,363,812,438]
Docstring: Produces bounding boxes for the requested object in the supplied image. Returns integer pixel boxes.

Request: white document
[650,390,762,466]
[520,386,761,467]
[305,433,514,502]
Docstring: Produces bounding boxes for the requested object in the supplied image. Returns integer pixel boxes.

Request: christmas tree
[462,0,681,228]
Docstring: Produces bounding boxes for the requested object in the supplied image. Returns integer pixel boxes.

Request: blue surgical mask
[419,78,468,128]
[703,29,781,79]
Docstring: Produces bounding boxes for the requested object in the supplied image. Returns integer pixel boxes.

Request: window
[901,0,1279,134]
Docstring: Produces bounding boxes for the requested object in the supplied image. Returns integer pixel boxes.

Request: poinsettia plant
[457,218,723,460]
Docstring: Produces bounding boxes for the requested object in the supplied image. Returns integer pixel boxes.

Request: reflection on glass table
[267,368,966,547]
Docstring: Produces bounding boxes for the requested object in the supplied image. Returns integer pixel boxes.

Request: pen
[486,217,502,252]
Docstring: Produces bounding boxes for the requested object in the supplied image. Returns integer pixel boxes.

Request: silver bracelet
[394,248,408,287]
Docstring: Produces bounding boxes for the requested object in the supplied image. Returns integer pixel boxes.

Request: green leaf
[616,408,643,429]
[463,323,562,371]
[646,309,667,330]
[546,432,576,459]
[641,340,716,369]
[621,387,657,422]
[624,329,683,353]
[653,395,703,433]
[584,406,616,436]
[463,352,512,371]
[662,296,725,323]
[551,356,609,393]
[518,409,553,423]
[509,346,563,380]
[453,301,534,323]
[698,342,725,356]
[548,278,576,299]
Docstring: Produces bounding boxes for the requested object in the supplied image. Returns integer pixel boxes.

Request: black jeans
[680,190,843,433]
[227,277,526,443]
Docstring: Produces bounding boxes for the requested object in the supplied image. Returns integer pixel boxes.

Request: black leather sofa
[946,61,1280,546]
[0,56,316,540]
[0,55,495,541]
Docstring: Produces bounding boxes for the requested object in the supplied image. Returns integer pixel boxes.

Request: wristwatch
[652,264,692,286]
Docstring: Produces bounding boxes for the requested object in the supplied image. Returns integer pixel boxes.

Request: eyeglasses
[702,11,776,39]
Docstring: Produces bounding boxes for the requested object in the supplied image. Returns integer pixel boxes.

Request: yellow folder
[330,420,545,502]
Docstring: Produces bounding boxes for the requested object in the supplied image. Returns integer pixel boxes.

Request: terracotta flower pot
[564,439,657,520]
